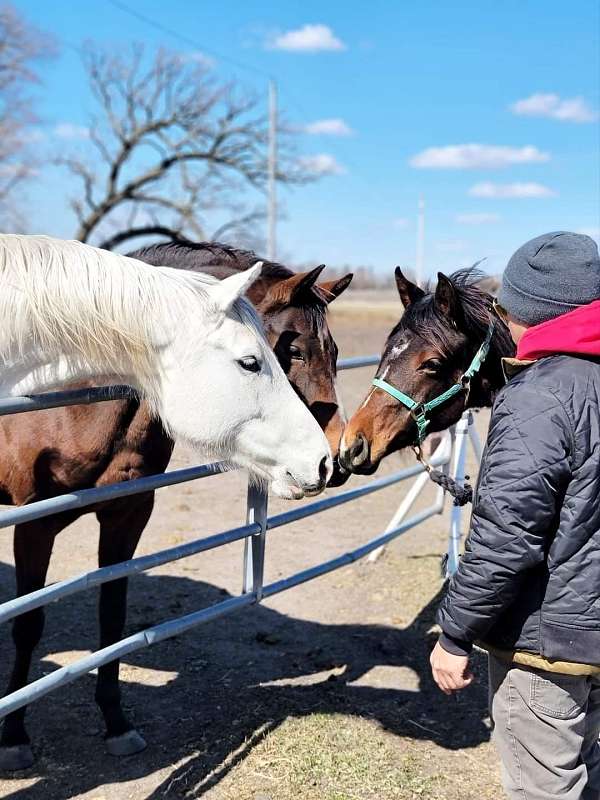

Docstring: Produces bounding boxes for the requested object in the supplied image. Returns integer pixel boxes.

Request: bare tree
[58,44,309,250]
[0,4,53,226]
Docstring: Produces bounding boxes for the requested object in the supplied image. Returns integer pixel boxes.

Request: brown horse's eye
[420,358,443,372]
[289,345,304,361]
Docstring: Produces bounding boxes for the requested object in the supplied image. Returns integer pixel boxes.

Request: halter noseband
[372,320,495,445]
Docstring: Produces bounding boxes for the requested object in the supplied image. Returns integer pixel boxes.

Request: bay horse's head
[340,267,514,474]
[128,242,353,486]
[248,266,353,486]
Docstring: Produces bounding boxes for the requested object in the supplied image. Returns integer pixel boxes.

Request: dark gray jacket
[438,353,600,665]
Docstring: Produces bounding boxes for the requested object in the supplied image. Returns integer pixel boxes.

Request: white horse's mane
[0,234,262,407]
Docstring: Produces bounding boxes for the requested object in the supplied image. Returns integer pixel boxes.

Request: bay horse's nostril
[349,432,369,468]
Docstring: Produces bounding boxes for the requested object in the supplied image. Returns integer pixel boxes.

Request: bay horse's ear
[434,272,460,320]
[318,273,353,303]
[209,261,263,312]
[271,264,327,305]
[395,266,424,308]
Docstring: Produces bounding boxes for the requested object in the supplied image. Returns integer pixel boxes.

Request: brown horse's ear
[319,273,353,303]
[434,272,460,319]
[395,267,424,308]
[268,264,327,305]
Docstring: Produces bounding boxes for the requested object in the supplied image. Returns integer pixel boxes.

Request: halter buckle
[410,402,425,421]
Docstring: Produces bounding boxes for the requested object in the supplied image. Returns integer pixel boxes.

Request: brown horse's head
[128,242,353,486]
[340,267,513,474]
[248,266,353,486]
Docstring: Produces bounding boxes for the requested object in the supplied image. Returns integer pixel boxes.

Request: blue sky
[18,0,600,277]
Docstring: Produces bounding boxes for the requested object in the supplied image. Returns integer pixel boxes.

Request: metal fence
[0,354,481,719]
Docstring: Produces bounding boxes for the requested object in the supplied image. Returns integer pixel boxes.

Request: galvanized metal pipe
[0,503,439,720]
[0,521,260,625]
[267,449,449,530]
[0,385,137,416]
[0,462,226,530]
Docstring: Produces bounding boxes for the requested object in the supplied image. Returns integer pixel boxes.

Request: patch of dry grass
[209,714,441,800]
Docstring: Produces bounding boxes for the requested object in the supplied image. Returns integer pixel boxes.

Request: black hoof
[105,729,147,757]
[0,744,35,771]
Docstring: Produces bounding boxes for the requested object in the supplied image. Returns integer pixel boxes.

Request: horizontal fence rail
[0,353,478,722]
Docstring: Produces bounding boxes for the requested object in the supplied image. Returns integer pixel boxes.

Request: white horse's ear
[209,262,263,312]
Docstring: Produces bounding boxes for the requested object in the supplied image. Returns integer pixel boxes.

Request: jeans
[489,654,600,799]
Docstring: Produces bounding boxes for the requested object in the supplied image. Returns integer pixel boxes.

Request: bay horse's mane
[130,241,329,327]
[392,266,514,363]
[131,240,294,281]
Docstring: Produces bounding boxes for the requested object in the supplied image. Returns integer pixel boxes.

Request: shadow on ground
[0,557,490,799]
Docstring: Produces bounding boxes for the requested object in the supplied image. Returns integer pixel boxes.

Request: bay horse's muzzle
[339,432,379,475]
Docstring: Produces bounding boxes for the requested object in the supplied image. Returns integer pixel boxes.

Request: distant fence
[0,355,481,719]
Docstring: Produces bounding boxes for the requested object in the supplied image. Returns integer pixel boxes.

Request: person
[430,231,600,800]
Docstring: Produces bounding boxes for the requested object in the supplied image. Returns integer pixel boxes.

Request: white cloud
[410,143,549,169]
[456,212,501,224]
[392,217,410,229]
[304,118,353,136]
[299,153,346,176]
[510,93,598,123]
[469,182,557,199]
[269,24,346,52]
[184,51,215,68]
[54,123,90,140]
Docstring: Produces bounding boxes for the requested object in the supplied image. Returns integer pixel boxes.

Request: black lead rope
[413,445,474,506]
[427,468,473,506]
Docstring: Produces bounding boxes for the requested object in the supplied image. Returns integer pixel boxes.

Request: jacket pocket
[529,672,589,720]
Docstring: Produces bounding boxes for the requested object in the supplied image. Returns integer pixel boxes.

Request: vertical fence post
[367,432,452,563]
[243,481,269,601]
[467,411,484,462]
[445,413,470,576]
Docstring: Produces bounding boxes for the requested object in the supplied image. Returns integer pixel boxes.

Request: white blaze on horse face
[357,335,411,412]
[157,272,332,500]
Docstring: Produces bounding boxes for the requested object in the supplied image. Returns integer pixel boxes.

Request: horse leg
[94,493,154,757]
[0,514,73,770]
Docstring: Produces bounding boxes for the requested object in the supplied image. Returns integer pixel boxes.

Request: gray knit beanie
[498,231,600,326]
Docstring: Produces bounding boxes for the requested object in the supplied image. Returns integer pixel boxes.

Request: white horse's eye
[238,356,261,373]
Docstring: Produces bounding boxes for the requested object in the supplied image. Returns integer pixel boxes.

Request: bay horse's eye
[289,345,304,361]
[238,356,262,373]
[420,358,444,372]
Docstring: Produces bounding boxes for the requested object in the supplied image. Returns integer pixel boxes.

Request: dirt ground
[0,304,502,800]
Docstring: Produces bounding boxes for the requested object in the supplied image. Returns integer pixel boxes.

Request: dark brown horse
[0,242,352,770]
[340,267,514,474]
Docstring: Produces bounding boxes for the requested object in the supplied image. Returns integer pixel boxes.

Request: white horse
[0,235,332,498]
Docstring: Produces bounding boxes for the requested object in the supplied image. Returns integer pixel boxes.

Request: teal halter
[372,321,495,445]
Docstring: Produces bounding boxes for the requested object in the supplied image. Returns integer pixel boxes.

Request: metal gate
[0,355,482,719]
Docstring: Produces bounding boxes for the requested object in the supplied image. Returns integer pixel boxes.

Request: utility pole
[267,80,277,261]
[416,194,425,287]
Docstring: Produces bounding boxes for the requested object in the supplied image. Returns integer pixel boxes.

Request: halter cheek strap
[372,320,495,445]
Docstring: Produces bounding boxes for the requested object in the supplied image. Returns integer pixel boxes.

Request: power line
[107,0,272,79]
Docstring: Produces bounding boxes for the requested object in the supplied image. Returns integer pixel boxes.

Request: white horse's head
[0,236,332,499]
[156,264,332,498]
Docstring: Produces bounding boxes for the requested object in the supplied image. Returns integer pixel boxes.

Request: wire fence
[0,354,480,719]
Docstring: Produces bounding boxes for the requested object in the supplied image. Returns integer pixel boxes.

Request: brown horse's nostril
[348,432,369,468]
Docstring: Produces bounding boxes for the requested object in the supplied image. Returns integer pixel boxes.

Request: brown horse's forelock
[389,267,512,362]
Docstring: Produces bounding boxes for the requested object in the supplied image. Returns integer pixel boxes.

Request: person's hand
[430,640,474,695]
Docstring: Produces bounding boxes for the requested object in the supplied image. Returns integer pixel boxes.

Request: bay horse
[0,236,332,770]
[340,267,514,474]
[0,240,349,770]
